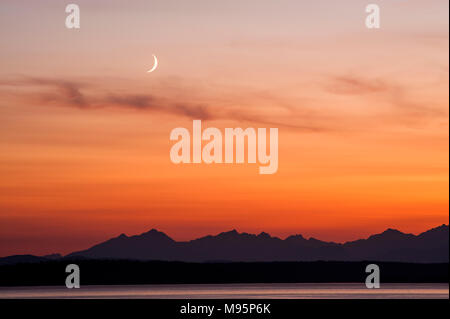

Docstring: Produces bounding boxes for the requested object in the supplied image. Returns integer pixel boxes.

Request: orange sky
[0,0,448,256]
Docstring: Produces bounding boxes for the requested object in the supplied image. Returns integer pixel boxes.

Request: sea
[0,283,448,299]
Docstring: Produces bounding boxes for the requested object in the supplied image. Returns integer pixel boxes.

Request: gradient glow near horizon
[0,0,448,256]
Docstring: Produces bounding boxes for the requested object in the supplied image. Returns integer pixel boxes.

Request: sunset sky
[0,0,448,256]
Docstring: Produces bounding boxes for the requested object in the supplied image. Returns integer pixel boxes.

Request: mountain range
[1,224,448,264]
[64,224,449,263]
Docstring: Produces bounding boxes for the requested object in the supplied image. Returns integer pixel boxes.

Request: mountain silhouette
[63,224,449,263]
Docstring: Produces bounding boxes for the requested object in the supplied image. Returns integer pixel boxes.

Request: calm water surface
[0,283,448,299]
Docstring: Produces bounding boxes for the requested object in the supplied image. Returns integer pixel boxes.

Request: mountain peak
[139,229,174,241]
[365,228,414,242]
[417,224,449,239]
[285,234,305,241]
[382,228,402,235]
[257,232,271,239]
[423,224,448,233]
[218,229,239,236]
[143,228,159,234]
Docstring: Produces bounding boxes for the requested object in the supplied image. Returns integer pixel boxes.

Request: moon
[147,54,158,73]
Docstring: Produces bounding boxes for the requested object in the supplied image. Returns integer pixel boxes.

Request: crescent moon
[147,54,158,73]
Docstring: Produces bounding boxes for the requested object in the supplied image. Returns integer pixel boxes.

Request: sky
[0,0,448,256]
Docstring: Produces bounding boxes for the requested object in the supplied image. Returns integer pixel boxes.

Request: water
[0,283,448,299]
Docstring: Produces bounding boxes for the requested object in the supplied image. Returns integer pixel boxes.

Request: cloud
[28,78,88,108]
[0,76,329,131]
[7,73,443,132]
[0,76,214,120]
[325,76,388,95]
[0,77,89,108]
[324,74,448,124]
[104,94,212,119]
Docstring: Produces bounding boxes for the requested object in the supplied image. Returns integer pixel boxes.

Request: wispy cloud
[325,76,388,95]
[28,78,89,108]
[2,74,446,132]
[324,74,448,124]
[0,76,214,120]
[0,76,329,131]
[104,94,212,119]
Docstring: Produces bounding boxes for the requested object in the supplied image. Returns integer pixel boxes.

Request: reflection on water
[0,283,448,299]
